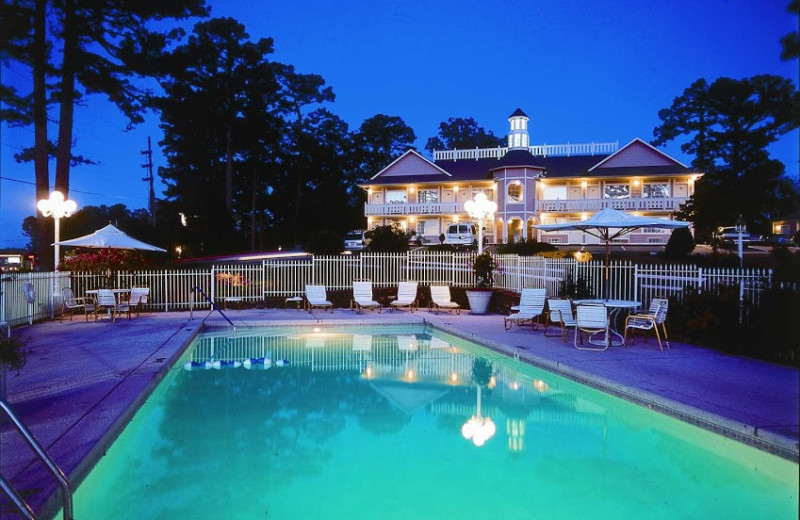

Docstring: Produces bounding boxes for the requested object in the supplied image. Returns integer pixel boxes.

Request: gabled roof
[589,138,689,171]
[369,148,451,180]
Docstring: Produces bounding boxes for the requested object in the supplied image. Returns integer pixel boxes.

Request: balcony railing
[432,141,619,161]
[536,197,689,213]
[365,202,464,216]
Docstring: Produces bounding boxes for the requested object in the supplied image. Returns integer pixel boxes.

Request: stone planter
[466,290,493,315]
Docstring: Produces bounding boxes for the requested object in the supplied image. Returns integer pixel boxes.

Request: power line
[0,175,147,201]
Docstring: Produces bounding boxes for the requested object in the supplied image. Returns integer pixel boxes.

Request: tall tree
[652,75,800,237]
[781,0,800,61]
[424,117,504,154]
[352,114,416,181]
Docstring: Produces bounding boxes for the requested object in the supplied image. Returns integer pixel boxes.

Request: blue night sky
[1,0,797,248]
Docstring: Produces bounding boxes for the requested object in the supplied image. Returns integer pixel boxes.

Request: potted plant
[0,333,28,400]
[466,251,497,314]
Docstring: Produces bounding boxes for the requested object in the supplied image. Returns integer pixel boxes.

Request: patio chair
[60,287,97,322]
[351,281,381,314]
[128,287,150,317]
[510,288,546,312]
[624,298,670,351]
[574,303,610,351]
[429,285,460,314]
[305,285,333,312]
[390,281,418,312]
[504,290,546,331]
[543,298,577,342]
[96,289,132,322]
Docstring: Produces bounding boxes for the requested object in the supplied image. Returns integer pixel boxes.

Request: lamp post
[37,191,77,270]
[464,192,497,254]
[735,214,746,269]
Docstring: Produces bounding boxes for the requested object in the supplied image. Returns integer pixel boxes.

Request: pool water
[69,326,798,519]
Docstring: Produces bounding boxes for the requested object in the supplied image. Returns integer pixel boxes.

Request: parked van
[443,223,477,247]
[344,230,370,251]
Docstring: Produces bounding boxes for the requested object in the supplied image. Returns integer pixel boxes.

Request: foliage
[668,284,800,366]
[471,252,498,289]
[424,117,505,153]
[495,239,557,256]
[652,75,800,239]
[471,357,494,387]
[0,335,29,373]
[770,247,800,283]
[780,0,800,61]
[558,274,594,299]
[427,244,457,253]
[366,225,409,253]
[663,227,695,259]
[60,249,153,273]
[304,230,345,255]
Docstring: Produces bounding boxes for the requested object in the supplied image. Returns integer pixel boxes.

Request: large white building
[361,108,700,246]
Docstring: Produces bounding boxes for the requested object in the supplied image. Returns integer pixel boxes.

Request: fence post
[163,270,168,312]
[633,263,639,304]
[210,265,216,306]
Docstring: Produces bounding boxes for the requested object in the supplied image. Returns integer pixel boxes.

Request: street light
[735,214,746,268]
[464,192,497,254]
[37,191,77,270]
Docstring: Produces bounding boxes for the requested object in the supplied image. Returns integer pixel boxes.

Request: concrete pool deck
[1,308,798,518]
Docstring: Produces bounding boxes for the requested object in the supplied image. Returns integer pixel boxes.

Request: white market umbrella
[533,208,690,299]
[53,224,167,252]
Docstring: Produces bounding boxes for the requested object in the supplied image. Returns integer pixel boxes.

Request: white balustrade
[432,141,618,161]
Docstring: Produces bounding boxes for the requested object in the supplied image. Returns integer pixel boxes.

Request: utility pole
[141,136,156,226]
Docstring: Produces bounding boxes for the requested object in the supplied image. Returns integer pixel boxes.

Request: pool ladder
[0,400,73,520]
[189,286,236,332]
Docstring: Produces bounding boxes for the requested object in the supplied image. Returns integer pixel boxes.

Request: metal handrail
[189,286,236,332]
[0,400,73,520]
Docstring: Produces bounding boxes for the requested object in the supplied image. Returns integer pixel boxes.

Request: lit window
[604,184,630,199]
[643,183,669,198]
[386,190,407,204]
[418,189,439,203]
[507,183,523,202]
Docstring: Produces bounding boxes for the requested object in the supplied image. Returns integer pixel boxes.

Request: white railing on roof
[432,141,619,161]
[1,254,787,328]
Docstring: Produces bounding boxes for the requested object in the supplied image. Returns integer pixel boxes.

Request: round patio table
[574,299,640,347]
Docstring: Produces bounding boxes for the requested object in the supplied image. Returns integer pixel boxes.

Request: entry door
[587,186,600,199]
[568,186,581,199]
[674,183,688,197]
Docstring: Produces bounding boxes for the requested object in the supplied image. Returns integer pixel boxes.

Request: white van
[443,223,477,246]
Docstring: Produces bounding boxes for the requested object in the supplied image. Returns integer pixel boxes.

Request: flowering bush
[471,252,498,289]
[61,249,152,272]
[215,272,251,287]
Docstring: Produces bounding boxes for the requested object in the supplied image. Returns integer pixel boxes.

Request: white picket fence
[0,253,783,327]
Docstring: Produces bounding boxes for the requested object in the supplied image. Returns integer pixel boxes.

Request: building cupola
[507,108,530,150]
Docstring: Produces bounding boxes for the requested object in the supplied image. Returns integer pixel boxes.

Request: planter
[466,290,493,315]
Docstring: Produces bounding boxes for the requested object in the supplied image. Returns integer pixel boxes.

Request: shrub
[558,274,594,299]
[663,227,695,259]
[471,251,497,289]
[496,238,557,256]
[366,225,409,253]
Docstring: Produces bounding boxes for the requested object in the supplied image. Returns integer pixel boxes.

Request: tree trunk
[225,125,233,211]
[55,0,77,196]
[250,163,257,251]
[33,0,49,202]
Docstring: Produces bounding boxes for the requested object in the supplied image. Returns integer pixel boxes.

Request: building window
[507,182,523,202]
[386,190,407,204]
[416,220,427,236]
[542,185,566,200]
[418,189,439,203]
[604,183,630,199]
[643,183,669,198]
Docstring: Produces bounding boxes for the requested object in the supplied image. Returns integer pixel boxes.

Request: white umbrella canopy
[53,224,167,252]
[533,208,690,299]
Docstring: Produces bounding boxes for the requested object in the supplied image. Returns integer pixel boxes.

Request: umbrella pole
[604,238,610,300]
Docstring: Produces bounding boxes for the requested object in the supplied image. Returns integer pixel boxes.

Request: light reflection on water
[71,326,798,520]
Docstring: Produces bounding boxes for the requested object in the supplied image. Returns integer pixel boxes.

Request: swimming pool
[68,325,797,519]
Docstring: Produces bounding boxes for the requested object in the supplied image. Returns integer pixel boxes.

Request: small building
[771,218,799,237]
[0,249,30,272]
[361,109,701,246]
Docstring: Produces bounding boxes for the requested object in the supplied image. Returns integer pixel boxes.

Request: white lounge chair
[504,290,546,330]
[60,287,96,322]
[574,303,610,351]
[624,298,670,350]
[429,286,460,314]
[543,298,576,341]
[351,281,381,313]
[390,281,418,312]
[128,286,150,316]
[510,288,546,312]
[305,285,333,312]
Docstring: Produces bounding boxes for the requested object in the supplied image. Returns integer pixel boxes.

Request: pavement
[1,307,798,519]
